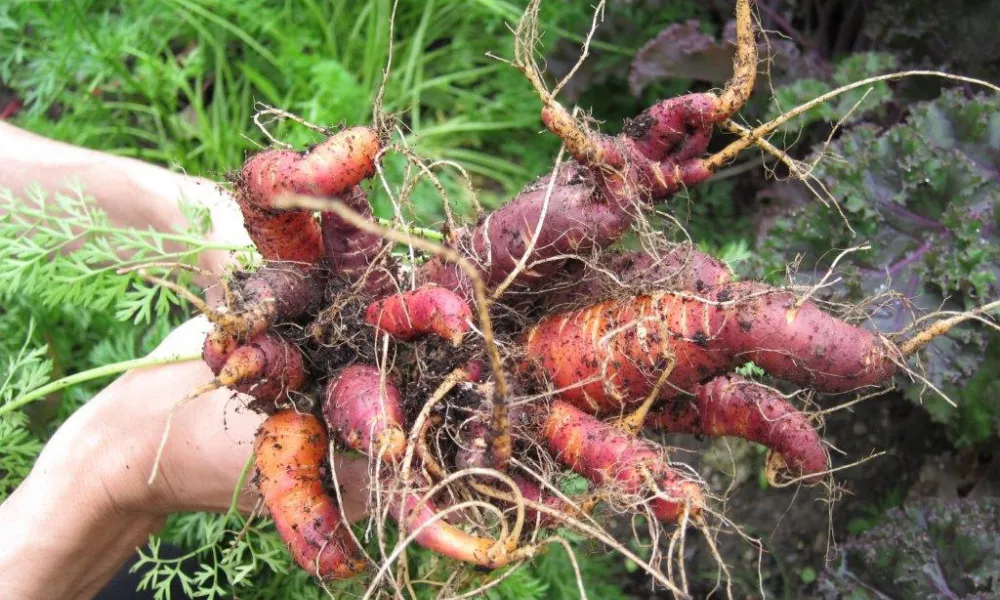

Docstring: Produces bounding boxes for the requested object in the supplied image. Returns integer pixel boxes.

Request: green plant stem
[6,205,248,252]
[1,352,201,418]
[375,217,444,240]
[228,454,255,515]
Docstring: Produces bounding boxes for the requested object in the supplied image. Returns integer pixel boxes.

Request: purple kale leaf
[755,90,1000,424]
[820,497,1000,599]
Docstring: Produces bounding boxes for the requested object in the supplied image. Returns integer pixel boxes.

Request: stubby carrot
[201,333,305,411]
[364,285,472,345]
[323,364,406,462]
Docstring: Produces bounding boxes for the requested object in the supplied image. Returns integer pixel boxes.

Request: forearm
[0,477,164,600]
[0,320,254,599]
[0,368,254,599]
[0,384,169,600]
[0,122,248,276]
[0,352,368,600]
[2,122,203,230]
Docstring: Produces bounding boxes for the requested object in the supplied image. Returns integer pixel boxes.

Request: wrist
[0,411,166,600]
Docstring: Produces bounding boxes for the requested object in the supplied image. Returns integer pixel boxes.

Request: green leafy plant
[0,321,49,500]
[0,185,238,323]
[846,488,904,536]
[755,90,1000,442]
[820,497,1000,599]
[863,0,1000,83]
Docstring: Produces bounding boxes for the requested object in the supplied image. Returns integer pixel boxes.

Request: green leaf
[755,91,1000,442]
[0,186,232,324]
[821,498,1000,598]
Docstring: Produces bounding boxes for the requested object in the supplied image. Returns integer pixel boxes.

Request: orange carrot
[254,411,367,580]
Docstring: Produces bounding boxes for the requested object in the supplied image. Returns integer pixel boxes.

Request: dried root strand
[898,299,1000,356]
[715,0,757,120]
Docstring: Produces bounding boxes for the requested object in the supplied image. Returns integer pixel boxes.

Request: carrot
[323,364,406,462]
[522,282,896,414]
[417,163,631,295]
[234,126,381,264]
[364,285,472,345]
[239,127,381,209]
[650,374,828,484]
[547,246,732,308]
[540,104,714,203]
[601,247,731,293]
[202,333,306,411]
[321,185,394,297]
[523,289,726,413]
[537,0,755,187]
[510,475,589,529]
[536,400,704,523]
[234,263,327,321]
[211,263,327,339]
[391,477,515,569]
[234,204,325,265]
[202,329,238,374]
[462,360,487,383]
[254,410,367,580]
[625,93,720,162]
[715,282,897,393]
[413,126,716,297]
[454,418,489,471]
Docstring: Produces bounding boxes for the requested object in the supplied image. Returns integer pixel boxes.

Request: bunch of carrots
[160,0,996,588]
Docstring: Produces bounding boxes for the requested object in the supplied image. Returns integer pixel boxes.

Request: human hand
[0,131,371,598]
[66,316,372,519]
[0,316,371,599]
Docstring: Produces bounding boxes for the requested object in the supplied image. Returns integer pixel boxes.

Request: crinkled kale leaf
[756,90,1000,439]
[820,497,1000,599]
